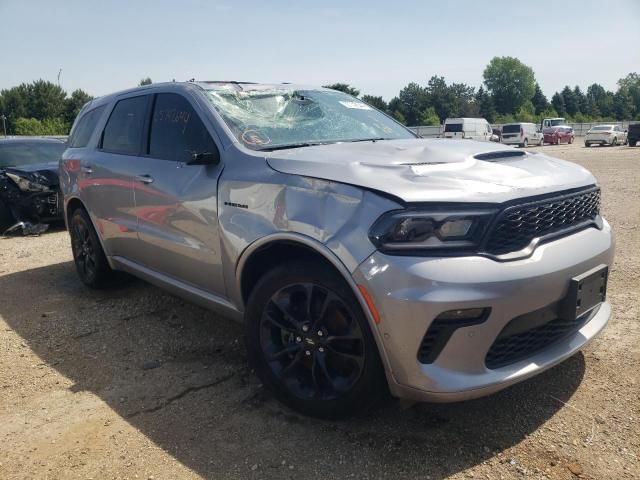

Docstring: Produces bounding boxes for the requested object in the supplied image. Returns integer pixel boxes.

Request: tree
[322,83,359,97]
[617,73,640,116]
[28,80,67,120]
[483,57,536,115]
[13,117,68,135]
[361,95,388,111]
[551,92,566,117]
[391,110,406,125]
[531,83,549,115]
[573,86,588,115]
[449,82,477,117]
[64,89,93,124]
[613,87,635,120]
[139,77,153,86]
[421,107,440,126]
[560,86,578,117]
[475,87,496,123]
[587,84,614,118]
[515,100,536,123]
[397,82,428,126]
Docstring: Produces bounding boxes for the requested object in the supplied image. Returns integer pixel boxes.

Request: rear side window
[148,93,217,163]
[444,123,462,133]
[101,96,149,155]
[69,105,106,148]
[502,124,520,134]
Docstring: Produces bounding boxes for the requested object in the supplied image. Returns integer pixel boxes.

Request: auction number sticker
[339,101,372,110]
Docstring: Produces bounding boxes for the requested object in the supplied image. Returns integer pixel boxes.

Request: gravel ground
[0,142,638,480]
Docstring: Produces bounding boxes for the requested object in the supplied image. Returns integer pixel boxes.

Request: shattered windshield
[0,141,66,168]
[204,87,414,150]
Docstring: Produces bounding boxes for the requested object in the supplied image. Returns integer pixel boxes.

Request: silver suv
[60,81,614,418]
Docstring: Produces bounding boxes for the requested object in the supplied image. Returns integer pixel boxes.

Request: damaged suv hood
[265,138,596,203]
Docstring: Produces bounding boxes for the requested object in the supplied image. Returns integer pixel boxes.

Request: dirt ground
[0,142,638,480]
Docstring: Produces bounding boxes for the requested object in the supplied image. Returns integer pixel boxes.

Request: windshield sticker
[241,129,271,146]
[338,101,372,110]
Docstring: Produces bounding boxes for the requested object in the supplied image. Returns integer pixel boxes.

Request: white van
[442,118,495,141]
[501,122,543,147]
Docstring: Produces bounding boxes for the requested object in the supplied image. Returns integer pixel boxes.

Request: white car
[442,118,497,142]
[585,125,627,147]
[501,122,543,147]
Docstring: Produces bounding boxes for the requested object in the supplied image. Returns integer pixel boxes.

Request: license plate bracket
[561,265,608,320]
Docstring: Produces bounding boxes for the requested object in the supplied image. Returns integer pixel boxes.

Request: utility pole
[0,115,6,138]
[57,68,62,87]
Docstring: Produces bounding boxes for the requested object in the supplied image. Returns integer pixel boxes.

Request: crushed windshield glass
[204,87,414,150]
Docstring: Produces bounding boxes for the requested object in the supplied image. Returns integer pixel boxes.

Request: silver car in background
[585,124,627,146]
[60,81,614,418]
[500,122,543,147]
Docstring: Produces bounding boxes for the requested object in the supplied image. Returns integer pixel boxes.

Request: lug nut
[318,347,325,353]
[296,336,302,343]
[317,330,323,337]
[302,325,309,332]
[305,350,311,356]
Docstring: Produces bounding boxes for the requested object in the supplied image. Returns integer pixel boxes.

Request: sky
[1,0,639,101]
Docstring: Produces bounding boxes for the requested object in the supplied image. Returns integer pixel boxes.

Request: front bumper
[354,221,614,402]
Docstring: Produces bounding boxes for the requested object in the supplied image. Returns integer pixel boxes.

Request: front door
[131,92,226,295]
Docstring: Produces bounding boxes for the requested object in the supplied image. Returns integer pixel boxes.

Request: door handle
[81,166,93,175]
[135,174,154,184]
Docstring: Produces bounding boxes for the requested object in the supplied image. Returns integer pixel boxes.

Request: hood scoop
[474,150,527,162]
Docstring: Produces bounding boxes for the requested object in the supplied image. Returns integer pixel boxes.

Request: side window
[69,105,106,148]
[149,93,217,163]
[101,96,149,155]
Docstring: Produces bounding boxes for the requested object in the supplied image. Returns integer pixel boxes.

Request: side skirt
[110,256,243,322]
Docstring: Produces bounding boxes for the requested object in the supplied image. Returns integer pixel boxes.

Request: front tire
[69,208,115,288]
[245,260,386,419]
[522,139,528,148]
[611,137,618,146]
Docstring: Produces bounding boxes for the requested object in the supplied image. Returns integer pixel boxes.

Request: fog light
[436,308,488,321]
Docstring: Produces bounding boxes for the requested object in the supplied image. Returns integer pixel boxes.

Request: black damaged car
[0,138,66,234]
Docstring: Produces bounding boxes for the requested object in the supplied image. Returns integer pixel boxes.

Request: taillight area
[62,159,81,172]
[520,127,524,136]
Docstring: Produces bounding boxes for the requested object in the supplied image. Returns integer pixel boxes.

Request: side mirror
[187,149,219,166]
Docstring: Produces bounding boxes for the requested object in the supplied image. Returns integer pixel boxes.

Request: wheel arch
[235,233,397,385]
[64,196,115,269]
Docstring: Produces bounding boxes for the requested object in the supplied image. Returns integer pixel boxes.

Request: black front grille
[485,188,600,255]
[485,309,595,369]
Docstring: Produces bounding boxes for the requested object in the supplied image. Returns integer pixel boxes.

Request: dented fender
[217,158,401,309]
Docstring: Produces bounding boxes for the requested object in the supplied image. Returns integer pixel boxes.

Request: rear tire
[523,139,528,148]
[245,260,387,419]
[69,208,116,288]
[569,136,574,144]
[0,199,15,234]
[585,142,591,147]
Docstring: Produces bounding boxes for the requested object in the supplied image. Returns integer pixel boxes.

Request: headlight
[369,209,496,254]
[5,172,50,193]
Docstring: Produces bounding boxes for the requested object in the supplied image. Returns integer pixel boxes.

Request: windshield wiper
[257,141,336,152]
[345,137,390,143]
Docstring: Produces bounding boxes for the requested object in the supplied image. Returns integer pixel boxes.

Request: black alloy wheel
[259,282,365,401]
[245,261,386,418]
[69,208,114,288]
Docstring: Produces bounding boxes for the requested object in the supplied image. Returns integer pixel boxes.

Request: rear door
[80,94,150,258]
[131,91,226,295]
